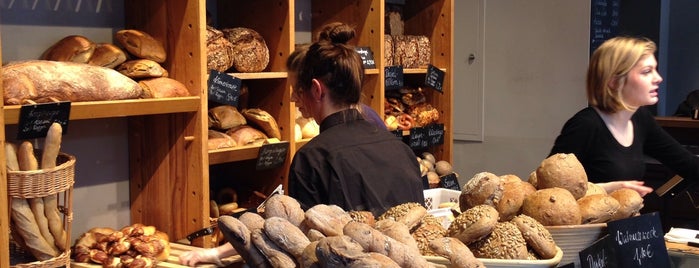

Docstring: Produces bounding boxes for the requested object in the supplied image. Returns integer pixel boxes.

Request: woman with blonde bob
[549,36,699,196]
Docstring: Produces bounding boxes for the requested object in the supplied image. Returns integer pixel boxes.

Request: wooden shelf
[228,72,288,80]
[656,116,699,129]
[3,97,201,124]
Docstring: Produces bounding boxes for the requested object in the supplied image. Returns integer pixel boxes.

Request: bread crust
[41,35,95,63]
[577,194,620,224]
[512,214,557,259]
[536,153,588,199]
[609,188,644,220]
[469,221,529,259]
[447,204,499,245]
[522,187,582,226]
[115,29,166,63]
[459,172,504,211]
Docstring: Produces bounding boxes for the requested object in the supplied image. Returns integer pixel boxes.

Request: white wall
[452,0,590,183]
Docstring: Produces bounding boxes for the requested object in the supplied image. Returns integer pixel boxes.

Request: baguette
[42,122,68,251]
[13,141,59,259]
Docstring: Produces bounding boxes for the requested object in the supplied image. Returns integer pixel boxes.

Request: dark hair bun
[317,22,355,45]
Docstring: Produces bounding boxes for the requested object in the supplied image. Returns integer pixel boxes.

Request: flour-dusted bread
[222,27,270,72]
[3,60,142,105]
[535,153,588,199]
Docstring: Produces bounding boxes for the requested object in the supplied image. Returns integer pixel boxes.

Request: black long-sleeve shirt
[549,106,699,183]
[288,109,424,217]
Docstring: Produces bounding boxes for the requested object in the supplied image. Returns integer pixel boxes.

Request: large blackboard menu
[590,0,620,54]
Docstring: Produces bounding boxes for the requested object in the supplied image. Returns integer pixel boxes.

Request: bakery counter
[667,242,699,267]
[3,97,200,124]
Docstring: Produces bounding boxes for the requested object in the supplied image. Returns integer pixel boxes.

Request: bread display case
[0,0,453,265]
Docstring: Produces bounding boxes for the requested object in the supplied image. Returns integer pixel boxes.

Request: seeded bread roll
[522,187,582,226]
[459,172,504,211]
[578,194,620,224]
[536,153,588,199]
[429,237,485,268]
[348,210,376,227]
[447,204,499,245]
[222,27,270,72]
[511,214,557,259]
[377,202,427,230]
[609,188,644,220]
[412,214,446,256]
[469,221,529,260]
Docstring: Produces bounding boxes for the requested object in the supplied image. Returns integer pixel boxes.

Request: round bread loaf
[535,153,588,199]
[469,221,529,259]
[447,204,499,245]
[522,187,581,226]
[577,194,620,224]
[585,182,608,197]
[207,32,235,73]
[511,214,557,259]
[222,27,270,72]
[377,202,427,230]
[459,172,504,211]
[263,194,305,227]
[496,174,537,221]
[609,188,644,220]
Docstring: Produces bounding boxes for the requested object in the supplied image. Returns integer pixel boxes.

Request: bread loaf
[609,188,644,220]
[115,29,167,63]
[88,43,127,69]
[536,153,588,199]
[263,217,311,261]
[138,77,190,98]
[222,27,270,72]
[385,35,394,66]
[343,221,431,268]
[263,194,305,227]
[577,194,620,224]
[304,204,352,237]
[208,105,246,130]
[469,221,529,259]
[207,129,236,150]
[225,125,268,146]
[428,237,485,268]
[217,216,271,268]
[250,228,296,267]
[42,123,68,251]
[117,59,169,79]
[207,27,235,73]
[522,187,582,226]
[377,202,427,230]
[41,35,95,63]
[459,172,504,211]
[242,108,281,140]
[3,60,143,105]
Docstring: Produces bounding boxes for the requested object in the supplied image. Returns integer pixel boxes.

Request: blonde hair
[587,36,656,113]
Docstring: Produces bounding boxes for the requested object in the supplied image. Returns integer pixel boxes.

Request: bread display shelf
[228,72,288,80]
[3,97,200,124]
[403,67,447,74]
[71,243,242,268]
[209,144,266,165]
[425,246,563,268]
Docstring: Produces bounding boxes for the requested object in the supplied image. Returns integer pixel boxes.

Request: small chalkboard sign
[256,141,289,170]
[424,64,445,92]
[439,173,460,191]
[580,234,618,268]
[355,47,376,69]
[208,70,242,107]
[407,127,429,150]
[426,124,445,146]
[384,65,404,90]
[606,212,670,268]
[391,129,404,139]
[17,102,71,140]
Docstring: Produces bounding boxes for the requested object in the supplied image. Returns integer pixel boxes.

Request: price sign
[407,127,429,150]
[424,64,445,92]
[606,212,670,268]
[17,102,71,139]
[439,173,460,191]
[208,70,242,107]
[426,124,445,146]
[579,235,618,268]
[355,47,376,69]
[256,141,289,170]
[384,65,404,90]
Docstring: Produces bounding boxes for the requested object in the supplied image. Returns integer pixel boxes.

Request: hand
[179,247,224,267]
[598,180,653,197]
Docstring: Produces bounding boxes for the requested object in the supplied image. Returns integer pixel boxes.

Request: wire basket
[7,151,75,268]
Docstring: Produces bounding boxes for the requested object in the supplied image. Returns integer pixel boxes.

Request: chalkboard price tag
[256,141,289,170]
[17,101,71,140]
[426,124,445,146]
[579,234,618,268]
[355,47,376,69]
[424,64,445,92]
[606,212,670,268]
[408,127,429,150]
[384,65,404,90]
[208,70,242,107]
[439,173,460,191]
[391,129,404,138]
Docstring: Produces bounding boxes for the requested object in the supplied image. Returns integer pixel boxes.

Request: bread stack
[207,105,282,150]
[384,87,440,131]
[384,6,432,68]
[71,223,171,267]
[206,26,270,73]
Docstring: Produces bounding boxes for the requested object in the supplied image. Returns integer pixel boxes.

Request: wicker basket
[7,151,76,268]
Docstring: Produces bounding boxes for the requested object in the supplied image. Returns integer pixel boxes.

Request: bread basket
[8,151,75,268]
[425,246,564,268]
[545,223,608,268]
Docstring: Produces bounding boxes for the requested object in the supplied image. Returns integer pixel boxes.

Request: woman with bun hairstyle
[549,36,699,197]
[287,22,424,216]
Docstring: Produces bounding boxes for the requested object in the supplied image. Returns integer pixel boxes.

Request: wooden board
[71,243,242,268]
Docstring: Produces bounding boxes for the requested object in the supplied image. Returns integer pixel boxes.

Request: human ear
[311,79,324,102]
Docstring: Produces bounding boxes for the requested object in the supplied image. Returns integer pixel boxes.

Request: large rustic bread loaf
[3,60,143,105]
[206,26,235,73]
[222,27,270,72]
